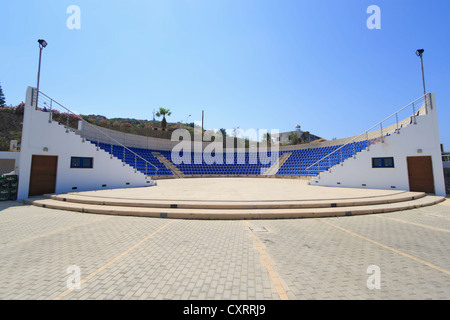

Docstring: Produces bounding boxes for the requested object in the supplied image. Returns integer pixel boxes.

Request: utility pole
[202,110,204,142]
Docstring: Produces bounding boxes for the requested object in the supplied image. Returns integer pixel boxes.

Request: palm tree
[156,107,171,129]
[218,128,227,138]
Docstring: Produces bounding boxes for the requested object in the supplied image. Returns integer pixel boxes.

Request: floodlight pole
[36,46,43,109]
[420,54,426,96]
[416,49,426,96]
[36,40,47,109]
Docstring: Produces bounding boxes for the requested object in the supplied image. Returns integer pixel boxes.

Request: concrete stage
[26,178,445,219]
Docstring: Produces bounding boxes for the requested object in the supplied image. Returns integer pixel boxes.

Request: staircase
[305,94,430,178]
[263,152,292,176]
[24,188,445,220]
[35,90,159,178]
[152,152,185,178]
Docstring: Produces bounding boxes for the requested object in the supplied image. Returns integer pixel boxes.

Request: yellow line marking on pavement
[376,215,450,233]
[54,220,175,300]
[317,219,450,276]
[0,216,112,249]
[245,220,289,300]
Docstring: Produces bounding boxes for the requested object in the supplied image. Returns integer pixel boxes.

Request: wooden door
[407,156,435,194]
[29,155,58,197]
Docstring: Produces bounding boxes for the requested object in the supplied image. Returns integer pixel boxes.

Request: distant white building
[272,125,322,145]
[443,152,450,169]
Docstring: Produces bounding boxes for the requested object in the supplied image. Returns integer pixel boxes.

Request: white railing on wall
[33,89,159,177]
[304,93,431,176]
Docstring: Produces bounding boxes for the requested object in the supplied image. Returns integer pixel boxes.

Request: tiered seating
[89,139,370,177]
[165,151,273,176]
[90,141,173,176]
[277,141,370,176]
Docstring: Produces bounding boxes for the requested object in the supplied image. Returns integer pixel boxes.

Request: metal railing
[34,89,159,177]
[304,93,430,176]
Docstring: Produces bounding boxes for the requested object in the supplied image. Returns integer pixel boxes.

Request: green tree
[288,131,300,145]
[262,132,272,146]
[99,119,111,127]
[0,84,6,107]
[218,128,227,138]
[0,136,9,151]
[155,107,171,129]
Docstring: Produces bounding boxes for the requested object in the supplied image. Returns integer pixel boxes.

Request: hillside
[1,104,309,151]
[0,106,23,151]
[0,104,195,151]
[81,114,195,139]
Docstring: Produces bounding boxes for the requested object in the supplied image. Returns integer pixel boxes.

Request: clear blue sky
[2,0,449,149]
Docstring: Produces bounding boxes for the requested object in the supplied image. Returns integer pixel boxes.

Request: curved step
[44,191,426,210]
[24,195,445,220]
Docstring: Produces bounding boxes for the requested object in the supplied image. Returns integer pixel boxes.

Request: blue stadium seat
[88,139,370,177]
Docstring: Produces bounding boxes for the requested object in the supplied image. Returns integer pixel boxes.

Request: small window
[71,157,93,169]
[372,157,394,168]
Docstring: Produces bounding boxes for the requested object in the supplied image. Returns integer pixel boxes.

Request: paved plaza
[1,190,449,301]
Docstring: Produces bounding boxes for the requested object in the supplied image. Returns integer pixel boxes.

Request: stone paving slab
[0,198,449,300]
[246,207,450,300]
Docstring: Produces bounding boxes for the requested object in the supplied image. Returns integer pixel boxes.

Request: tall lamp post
[36,39,48,109]
[415,49,426,96]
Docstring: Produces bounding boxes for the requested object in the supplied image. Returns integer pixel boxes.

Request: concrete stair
[24,191,445,220]
[152,152,185,178]
[263,152,292,176]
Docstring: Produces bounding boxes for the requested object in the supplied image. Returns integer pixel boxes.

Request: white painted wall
[78,121,181,151]
[0,151,20,175]
[17,87,155,200]
[311,93,446,197]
